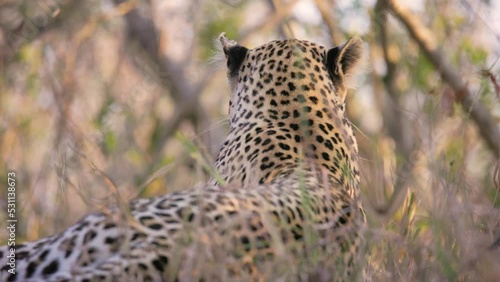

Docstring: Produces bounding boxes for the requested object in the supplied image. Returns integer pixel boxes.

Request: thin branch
[267,0,289,39]
[384,0,500,158]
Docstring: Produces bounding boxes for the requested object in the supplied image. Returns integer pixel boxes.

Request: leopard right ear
[326,36,364,87]
[218,33,248,77]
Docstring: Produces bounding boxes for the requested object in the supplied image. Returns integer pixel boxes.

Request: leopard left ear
[326,36,364,88]
[219,33,248,78]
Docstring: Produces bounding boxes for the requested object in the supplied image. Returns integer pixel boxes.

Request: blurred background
[0,0,499,280]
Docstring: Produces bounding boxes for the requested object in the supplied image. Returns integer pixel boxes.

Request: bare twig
[481,69,500,98]
[384,0,500,158]
[267,0,291,39]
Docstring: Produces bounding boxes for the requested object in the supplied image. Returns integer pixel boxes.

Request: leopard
[0,32,365,282]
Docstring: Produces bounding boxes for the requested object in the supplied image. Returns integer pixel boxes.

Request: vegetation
[0,0,499,280]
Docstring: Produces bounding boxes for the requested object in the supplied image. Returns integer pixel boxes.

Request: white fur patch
[344,41,368,90]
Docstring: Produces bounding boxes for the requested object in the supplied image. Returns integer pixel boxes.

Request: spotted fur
[0,33,365,281]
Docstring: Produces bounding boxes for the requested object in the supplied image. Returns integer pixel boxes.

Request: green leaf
[414,51,434,89]
[103,132,117,154]
[461,38,488,65]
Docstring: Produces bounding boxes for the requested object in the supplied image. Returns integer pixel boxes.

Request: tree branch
[113,0,212,161]
[366,1,419,217]
[384,0,500,158]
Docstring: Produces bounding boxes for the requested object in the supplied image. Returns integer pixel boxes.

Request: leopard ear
[218,33,248,77]
[326,36,364,87]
